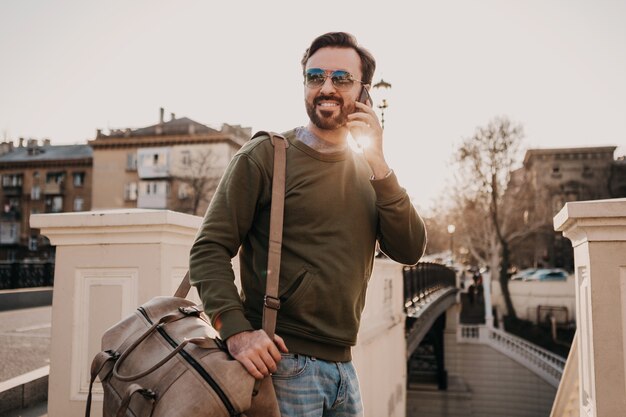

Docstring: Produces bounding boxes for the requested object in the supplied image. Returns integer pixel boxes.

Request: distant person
[473,270,483,303]
[189,32,427,416]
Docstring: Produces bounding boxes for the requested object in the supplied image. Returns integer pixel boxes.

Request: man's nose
[319,76,337,95]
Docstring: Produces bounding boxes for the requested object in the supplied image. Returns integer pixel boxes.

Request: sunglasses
[304,68,364,91]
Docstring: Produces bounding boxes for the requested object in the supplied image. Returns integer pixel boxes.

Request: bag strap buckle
[264,295,281,310]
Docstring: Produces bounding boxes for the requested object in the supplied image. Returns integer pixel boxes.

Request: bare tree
[454,116,525,319]
[173,149,221,216]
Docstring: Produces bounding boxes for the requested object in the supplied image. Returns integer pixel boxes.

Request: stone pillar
[554,198,626,417]
[352,258,407,417]
[30,209,201,417]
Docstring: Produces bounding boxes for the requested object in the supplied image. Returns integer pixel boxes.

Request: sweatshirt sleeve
[371,171,427,265]
[189,153,266,340]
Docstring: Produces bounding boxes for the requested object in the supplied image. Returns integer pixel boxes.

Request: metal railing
[402,262,456,314]
[0,261,54,290]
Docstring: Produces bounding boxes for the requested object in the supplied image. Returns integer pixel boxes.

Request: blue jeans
[271,354,364,417]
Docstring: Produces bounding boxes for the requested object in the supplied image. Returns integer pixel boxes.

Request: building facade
[511,146,625,270]
[0,139,92,261]
[89,108,249,215]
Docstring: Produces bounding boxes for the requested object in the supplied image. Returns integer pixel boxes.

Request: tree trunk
[499,241,517,319]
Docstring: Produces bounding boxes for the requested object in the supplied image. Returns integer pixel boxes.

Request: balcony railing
[44,182,64,195]
[2,185,23,196]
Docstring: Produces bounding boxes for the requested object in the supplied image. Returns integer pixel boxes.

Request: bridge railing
[402,262,456,314]
[457,324,565,387]
[0,261,55,289]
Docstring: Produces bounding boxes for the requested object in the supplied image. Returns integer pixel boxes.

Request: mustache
[314,95,344,106]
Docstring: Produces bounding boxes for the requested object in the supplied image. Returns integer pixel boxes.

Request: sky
[1,0,625,211]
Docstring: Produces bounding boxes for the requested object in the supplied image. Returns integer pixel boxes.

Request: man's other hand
[226,330,289,379]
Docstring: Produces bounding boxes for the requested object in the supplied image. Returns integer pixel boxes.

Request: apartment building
[510,146,625,269]
[0,138,92,261]
[89,108,249,215]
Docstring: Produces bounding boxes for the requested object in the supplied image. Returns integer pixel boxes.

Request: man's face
[304,47,363,131]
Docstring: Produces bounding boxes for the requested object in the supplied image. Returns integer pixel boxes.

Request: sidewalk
[0,306,51,416]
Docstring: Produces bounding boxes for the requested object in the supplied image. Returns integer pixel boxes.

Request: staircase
[457,324,566,387]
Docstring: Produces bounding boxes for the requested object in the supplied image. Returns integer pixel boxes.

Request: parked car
[523,268,569,281]
[510,268,537,281]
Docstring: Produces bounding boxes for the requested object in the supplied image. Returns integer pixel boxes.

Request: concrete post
[30,209,202,417]
[554,198,626,417]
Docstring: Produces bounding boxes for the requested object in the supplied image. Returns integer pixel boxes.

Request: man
[190,32,426,416]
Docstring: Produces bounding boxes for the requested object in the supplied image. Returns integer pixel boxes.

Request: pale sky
[1,0,625,209]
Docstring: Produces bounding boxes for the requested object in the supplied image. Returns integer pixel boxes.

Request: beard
[305,95,355,130]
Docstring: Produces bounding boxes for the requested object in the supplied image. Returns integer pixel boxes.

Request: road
[0,306,51,383]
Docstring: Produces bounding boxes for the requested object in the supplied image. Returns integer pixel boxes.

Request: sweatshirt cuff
[370,171,405,202]
[215,309,254,341]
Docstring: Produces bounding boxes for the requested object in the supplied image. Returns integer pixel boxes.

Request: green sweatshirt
[189,129,426,361]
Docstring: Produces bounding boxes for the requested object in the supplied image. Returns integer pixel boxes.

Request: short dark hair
[301,32,376,85]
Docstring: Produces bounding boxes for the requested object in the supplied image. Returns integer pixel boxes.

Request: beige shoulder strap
[175,131,288,339]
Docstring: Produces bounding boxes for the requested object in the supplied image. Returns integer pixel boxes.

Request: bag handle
[112,314,213,382]
[114,383,157,417]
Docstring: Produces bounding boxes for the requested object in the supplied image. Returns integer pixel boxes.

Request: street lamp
[373,79,392,130]
[447,224,456,265]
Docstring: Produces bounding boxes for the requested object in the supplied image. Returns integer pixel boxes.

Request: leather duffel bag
[85,295,279,417]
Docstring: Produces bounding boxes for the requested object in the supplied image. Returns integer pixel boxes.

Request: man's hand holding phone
[347,87,390,179]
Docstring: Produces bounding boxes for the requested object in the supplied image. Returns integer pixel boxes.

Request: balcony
[43,182,64,195]
[137,147,171,179]
[2,185,23,196]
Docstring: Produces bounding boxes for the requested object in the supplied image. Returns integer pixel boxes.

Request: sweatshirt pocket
[279,267,314,309]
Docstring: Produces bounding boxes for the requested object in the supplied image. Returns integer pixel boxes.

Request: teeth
[320,103,338,107]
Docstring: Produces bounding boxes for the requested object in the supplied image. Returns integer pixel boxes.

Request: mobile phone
[358,86,372,106]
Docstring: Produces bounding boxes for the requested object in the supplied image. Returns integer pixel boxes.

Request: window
[28,236,38,251]
[181,151,191,167]
[74,197,84,211]
[552,196,565,214]
[145,182,158,195]
[7,198,19,211]
[73,172,85,187]
[9,223,17,239]
[46,172,65,184]
[45,196,63,213]
[31,186,41,200]
[126,153,138,171]
[124,182,138,201]
[178,183,190,200]
[2,174,23,187]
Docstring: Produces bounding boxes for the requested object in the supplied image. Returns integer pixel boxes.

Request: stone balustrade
[31,209,407,417]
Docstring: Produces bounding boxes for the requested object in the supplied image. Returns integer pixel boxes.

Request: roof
[0,144,92,163]
[523,146,617,165]
[104,117,218,138]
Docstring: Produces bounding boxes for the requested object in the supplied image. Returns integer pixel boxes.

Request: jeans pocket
[272,353,308,380]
